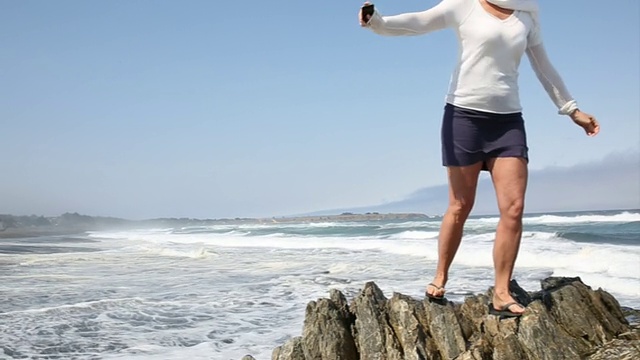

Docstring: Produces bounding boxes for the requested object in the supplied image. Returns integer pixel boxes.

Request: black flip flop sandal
[425,283,446,300]
[488,302,525,318]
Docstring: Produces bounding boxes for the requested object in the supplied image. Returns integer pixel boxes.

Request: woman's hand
[570,110,600,137]
[359,2,373,27]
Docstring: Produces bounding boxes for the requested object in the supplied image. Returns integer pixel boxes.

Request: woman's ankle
[492,287,514,302]
[432,272,448,287]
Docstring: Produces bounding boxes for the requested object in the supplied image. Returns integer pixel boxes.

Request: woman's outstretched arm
[360,0,460,36]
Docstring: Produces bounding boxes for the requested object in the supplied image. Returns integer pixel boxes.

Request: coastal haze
[307,150,640,216]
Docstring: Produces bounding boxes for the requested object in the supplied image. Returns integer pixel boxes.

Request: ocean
[1,209,639,359]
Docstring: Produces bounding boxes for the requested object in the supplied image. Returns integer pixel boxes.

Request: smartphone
[361,4,375,22]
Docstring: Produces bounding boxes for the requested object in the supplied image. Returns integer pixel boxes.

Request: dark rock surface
[267,277,640,360]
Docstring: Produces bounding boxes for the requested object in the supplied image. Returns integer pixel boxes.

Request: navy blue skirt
[441,103,528,170]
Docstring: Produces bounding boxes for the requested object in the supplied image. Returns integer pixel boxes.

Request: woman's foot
[489,301,525,317]
[491,293,525,316]
[426,283,446,299]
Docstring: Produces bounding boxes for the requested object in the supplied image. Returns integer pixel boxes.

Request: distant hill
[0,212,134,237]
[306,150,640,216]
[0,212,129,230]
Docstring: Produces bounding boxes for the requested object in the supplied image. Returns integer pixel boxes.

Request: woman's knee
[500,198,525,222]
[447,198,475,222]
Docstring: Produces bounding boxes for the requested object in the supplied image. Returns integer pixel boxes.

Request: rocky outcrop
[269,277,640,360]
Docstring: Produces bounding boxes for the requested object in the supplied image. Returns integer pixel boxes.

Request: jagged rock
[385,293,433,359]
[272,336,305,360]
[587,338,640,360]
[301,289,358,359]
[350,282,403,360]
[423,296,466,359]
[266,277,638,360]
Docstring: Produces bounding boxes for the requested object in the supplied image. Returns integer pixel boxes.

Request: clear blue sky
[1,0,638,219]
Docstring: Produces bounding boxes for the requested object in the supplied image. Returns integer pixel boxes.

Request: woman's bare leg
[486,157,528,313]
[427,162,483,297]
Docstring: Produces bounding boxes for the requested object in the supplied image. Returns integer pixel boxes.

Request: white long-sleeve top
[366,0,578,115]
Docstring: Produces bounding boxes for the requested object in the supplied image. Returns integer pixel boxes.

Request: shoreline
[0,227,94,239]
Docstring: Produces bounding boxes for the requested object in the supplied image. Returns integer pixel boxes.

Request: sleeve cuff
[365,10,384,30]
[558,100,578,115]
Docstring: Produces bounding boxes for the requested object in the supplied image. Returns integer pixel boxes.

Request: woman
[359,0,600,317]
